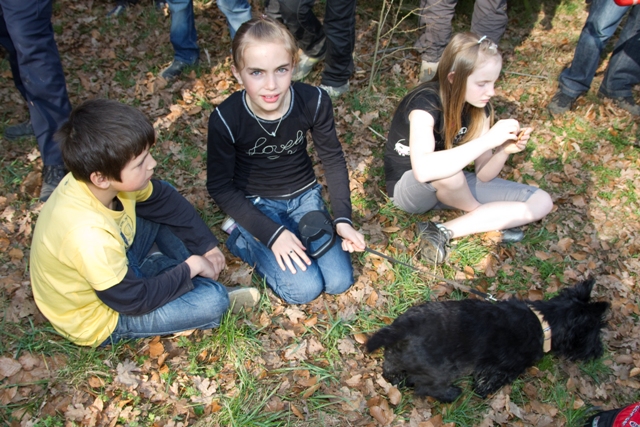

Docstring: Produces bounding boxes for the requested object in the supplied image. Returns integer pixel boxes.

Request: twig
[353,113,385,139]
[503,70,548,79]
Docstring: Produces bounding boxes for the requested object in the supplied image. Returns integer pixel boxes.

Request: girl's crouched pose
[384,33,553,264]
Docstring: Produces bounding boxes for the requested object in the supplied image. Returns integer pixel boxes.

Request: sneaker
[319,82,349,99]
[416,221,452,265]
[40,165,67,202]
[155,0,167,10]
[4,120,34,140]
[160,59,196,80]
[598,92,640,116]
[547,91,577,116]
[292,51,324,81]
[500,227,524,243]
[226,286,260,314]
[419,61,438,83]
[221,217,237,234]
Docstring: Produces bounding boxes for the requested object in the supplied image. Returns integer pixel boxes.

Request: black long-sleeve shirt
[96,180,219,315]
[206,82,352,247]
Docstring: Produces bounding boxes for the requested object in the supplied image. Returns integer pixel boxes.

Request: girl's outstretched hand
[502,127,532,154]
[485,119,520,148]
[272,229,312,274]
[336,223,366,253]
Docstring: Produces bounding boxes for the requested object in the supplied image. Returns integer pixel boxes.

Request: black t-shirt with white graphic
[384,83,474,197]
[207,82,351,247]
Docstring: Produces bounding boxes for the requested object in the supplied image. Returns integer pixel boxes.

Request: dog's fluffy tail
[366,326,404,353]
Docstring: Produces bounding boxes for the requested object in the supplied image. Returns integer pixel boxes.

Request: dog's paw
[415,385,462,403]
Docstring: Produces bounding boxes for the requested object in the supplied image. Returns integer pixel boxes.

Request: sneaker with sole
[221,216,237,234]
[319,82,349,99]
[416,221,452,265]
[160,59,196,80]
[40,165,67,202]
[226,286,260,314]
[292,51,324,81]
[598,92,640,116]
[547,91,577,116]
[419,61,438,83]
[500,227,524,243]
[4,120,34,140]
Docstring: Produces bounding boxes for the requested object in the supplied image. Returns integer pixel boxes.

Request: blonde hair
[406,33,501,150]
[232,16,299,71]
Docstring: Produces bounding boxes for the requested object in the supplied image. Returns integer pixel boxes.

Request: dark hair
[56,99,155,182]
[232,16,298,71]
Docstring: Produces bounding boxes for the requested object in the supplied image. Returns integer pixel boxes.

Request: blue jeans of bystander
[225,184,354,305]
[166,0,251,63]
[105,218,229,344]
[558,0,640,98]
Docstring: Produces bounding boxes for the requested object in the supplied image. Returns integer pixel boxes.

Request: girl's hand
[502,127,532,154]
[272,229,311,274]
[203,247,226,279]
[336,223,366,253]
[484,119,520,149]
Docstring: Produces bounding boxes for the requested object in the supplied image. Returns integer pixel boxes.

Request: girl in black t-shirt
[207,17,365,304]
[384,33,553,264]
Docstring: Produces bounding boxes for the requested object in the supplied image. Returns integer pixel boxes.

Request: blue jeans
[226,184,354,304]
[105,218,229,344]
[0,0,71,167]
[558,0,640,98]
[167,0,251,63]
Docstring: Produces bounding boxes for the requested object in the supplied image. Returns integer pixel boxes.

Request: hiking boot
[416,221,452,265]
[221,216,237,234]
[160,59,196,80]
[292,51,324,81]
[419,61,438,83]
[319,82,349,99]
[40,165,67,202]
[500,227,524,243]
[4,119,34,140]
[598,92,640,116]
[547,91,577,116]
[226,286,260,314]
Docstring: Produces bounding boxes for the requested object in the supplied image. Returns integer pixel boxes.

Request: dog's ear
[568,278,596,302]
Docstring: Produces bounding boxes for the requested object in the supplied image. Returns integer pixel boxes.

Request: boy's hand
[336,223,366,253]
[502,127,532,154]
[272,229,311,274]
[185,255,220,280]
[203,247,226,278]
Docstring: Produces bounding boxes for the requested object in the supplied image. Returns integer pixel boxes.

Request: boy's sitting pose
[30,99,259,347]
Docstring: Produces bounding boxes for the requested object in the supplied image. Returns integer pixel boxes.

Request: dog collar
[528,305,552,353]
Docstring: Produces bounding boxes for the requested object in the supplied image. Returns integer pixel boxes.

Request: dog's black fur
[366,279,609,402]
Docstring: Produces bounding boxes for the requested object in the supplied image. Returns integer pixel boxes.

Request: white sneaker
[419,61,439,82]
[292,50,324,81]
[226,287,260,314]
[221,217,237,234]
[319,82,349,99]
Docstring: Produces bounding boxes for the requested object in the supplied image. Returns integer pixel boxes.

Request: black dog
[366,279,608,402]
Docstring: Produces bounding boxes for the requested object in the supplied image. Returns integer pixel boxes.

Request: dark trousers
[0,0,71,166]
[266,0,356,87]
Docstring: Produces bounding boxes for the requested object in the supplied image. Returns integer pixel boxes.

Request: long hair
[403,33,500,150]
[232,16,299,71]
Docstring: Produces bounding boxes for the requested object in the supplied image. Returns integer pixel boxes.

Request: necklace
[248,90,288,137]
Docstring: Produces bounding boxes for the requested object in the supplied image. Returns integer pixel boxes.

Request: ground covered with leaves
[1,0,640,425]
